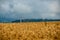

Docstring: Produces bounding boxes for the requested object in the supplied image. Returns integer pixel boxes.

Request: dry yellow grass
[0,22,60,40]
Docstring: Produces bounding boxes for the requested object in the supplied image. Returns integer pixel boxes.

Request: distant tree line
[12,19,60,23]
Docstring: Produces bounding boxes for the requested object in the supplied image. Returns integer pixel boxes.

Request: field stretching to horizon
[0,21,60,40]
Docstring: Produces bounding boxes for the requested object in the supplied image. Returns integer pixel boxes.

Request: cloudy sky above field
[0,0,60,22]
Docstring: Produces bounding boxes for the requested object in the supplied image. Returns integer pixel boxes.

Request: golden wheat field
[0,22,60,40]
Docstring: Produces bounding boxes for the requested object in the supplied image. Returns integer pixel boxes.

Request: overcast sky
[0,0,60,22]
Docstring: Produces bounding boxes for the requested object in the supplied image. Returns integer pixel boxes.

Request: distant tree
[12,20,20,23]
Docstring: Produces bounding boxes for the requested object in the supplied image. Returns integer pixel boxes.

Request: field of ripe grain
[0,22,60,40]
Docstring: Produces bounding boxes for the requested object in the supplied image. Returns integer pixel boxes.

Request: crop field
[0,22,60,40]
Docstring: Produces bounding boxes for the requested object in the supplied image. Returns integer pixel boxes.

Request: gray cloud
[0,0,60,22]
